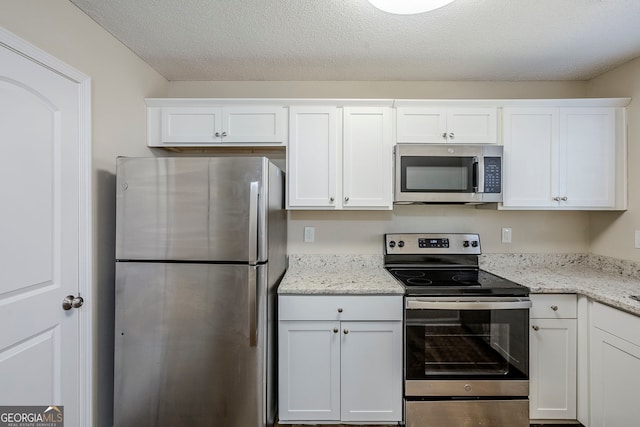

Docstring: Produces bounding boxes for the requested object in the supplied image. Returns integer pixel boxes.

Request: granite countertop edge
[480,253,640,316]
[279,253,640,316]
[277,254,404,296]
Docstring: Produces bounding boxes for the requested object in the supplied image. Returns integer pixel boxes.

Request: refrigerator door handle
[248,265,257,347]
[248,181,259,265]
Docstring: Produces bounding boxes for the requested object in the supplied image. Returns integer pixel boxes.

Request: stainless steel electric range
[384,233,531,427]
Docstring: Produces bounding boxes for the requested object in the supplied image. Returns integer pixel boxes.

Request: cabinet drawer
[592,301,640,345]
[530,294,577,319]
[279,295,403,321]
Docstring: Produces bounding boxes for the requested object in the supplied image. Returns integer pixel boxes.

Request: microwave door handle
[472,157,479,193]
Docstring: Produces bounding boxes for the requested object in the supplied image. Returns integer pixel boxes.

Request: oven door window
[405,308,528,380]
[401,156,476,193]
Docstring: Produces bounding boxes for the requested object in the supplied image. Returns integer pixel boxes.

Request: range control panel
[385,233,481,255]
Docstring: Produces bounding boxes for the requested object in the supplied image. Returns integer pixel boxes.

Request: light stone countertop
[480,253,640,316]
[279,253,640,316]
[278,254,404,295]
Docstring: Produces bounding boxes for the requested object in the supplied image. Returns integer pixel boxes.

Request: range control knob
[398,241,405,248]
[389,241,396,248]
[471,241,479,248]
[463,241,470,248]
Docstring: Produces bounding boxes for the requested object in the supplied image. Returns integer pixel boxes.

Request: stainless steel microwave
[394,144,503,203]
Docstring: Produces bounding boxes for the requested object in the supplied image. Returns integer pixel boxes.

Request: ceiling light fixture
[368,0,456,15]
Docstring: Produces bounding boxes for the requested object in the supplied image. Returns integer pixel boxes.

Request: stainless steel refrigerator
[114,157,287,427]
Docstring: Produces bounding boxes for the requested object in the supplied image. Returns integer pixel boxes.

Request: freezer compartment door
[116,157,269,262]
[114,262,269,427]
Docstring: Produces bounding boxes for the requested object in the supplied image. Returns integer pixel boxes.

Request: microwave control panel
[484,157,501,194]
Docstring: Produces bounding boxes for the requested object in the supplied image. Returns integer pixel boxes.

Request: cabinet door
[559,108,616,208]
[161,107,222,143]
[278,320,341,422]
[502,108,559,208]
[221,106,286,143]
[396,107,447,143]
[396,107,497,144]
[446,107,498,144]
[340,321,402,423]
[342,107,393,209]
[529,318,577,420]
[287,106,340,209]
[590,327,640,427]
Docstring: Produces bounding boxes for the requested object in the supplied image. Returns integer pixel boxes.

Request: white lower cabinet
[529,294,577,421]
[590,302,640,427]
[278,295,402,424]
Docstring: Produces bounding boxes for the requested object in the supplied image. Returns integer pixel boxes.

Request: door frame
[0,26,93,426]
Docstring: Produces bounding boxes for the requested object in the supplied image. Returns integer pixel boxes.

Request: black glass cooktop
[386,267,529,296]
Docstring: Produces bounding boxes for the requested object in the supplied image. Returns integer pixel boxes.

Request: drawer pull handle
[532,325,540,331]
[551,305,558,311]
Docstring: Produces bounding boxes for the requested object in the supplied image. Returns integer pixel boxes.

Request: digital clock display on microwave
[418,238,449,248]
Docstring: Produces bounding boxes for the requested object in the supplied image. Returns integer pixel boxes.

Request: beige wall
[289,207,590,254]
[587,57,640,262]
[168,79,592,255]
[0,1,168,426]
[168,80,586,99]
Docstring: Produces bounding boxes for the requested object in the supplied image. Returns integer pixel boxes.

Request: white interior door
[0,31,91,426]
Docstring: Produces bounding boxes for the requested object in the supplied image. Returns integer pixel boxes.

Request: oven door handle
[406,298,532,310]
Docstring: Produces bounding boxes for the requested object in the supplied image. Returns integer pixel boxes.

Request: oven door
[405,296,531,397]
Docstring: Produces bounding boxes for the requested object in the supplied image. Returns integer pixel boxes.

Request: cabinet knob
[344,197,349,203]
[551,305,558,311]
[333,328,339,334]
[532,325,539,331]
[221,131,227,137]
[214,132,221,137]
[561,196,568,201]
[449,132,455,139]
[330,197,335,203]
[553,196,561,201]
[442,132,447,139]
[337,308,343,313]
[343,329,349,334]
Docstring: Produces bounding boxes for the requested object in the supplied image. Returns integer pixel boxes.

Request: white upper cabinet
[396,107,498,144]
[342,107,393,209]
[287,106,340,208]
[502,108,559,208]
[160,107,222,144]
[502,106,625,210]
[560,108,616,208]
[287,105,393,210]
[147,100,287,147]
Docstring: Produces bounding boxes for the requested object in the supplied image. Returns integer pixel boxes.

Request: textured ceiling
[69,0,640,81]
